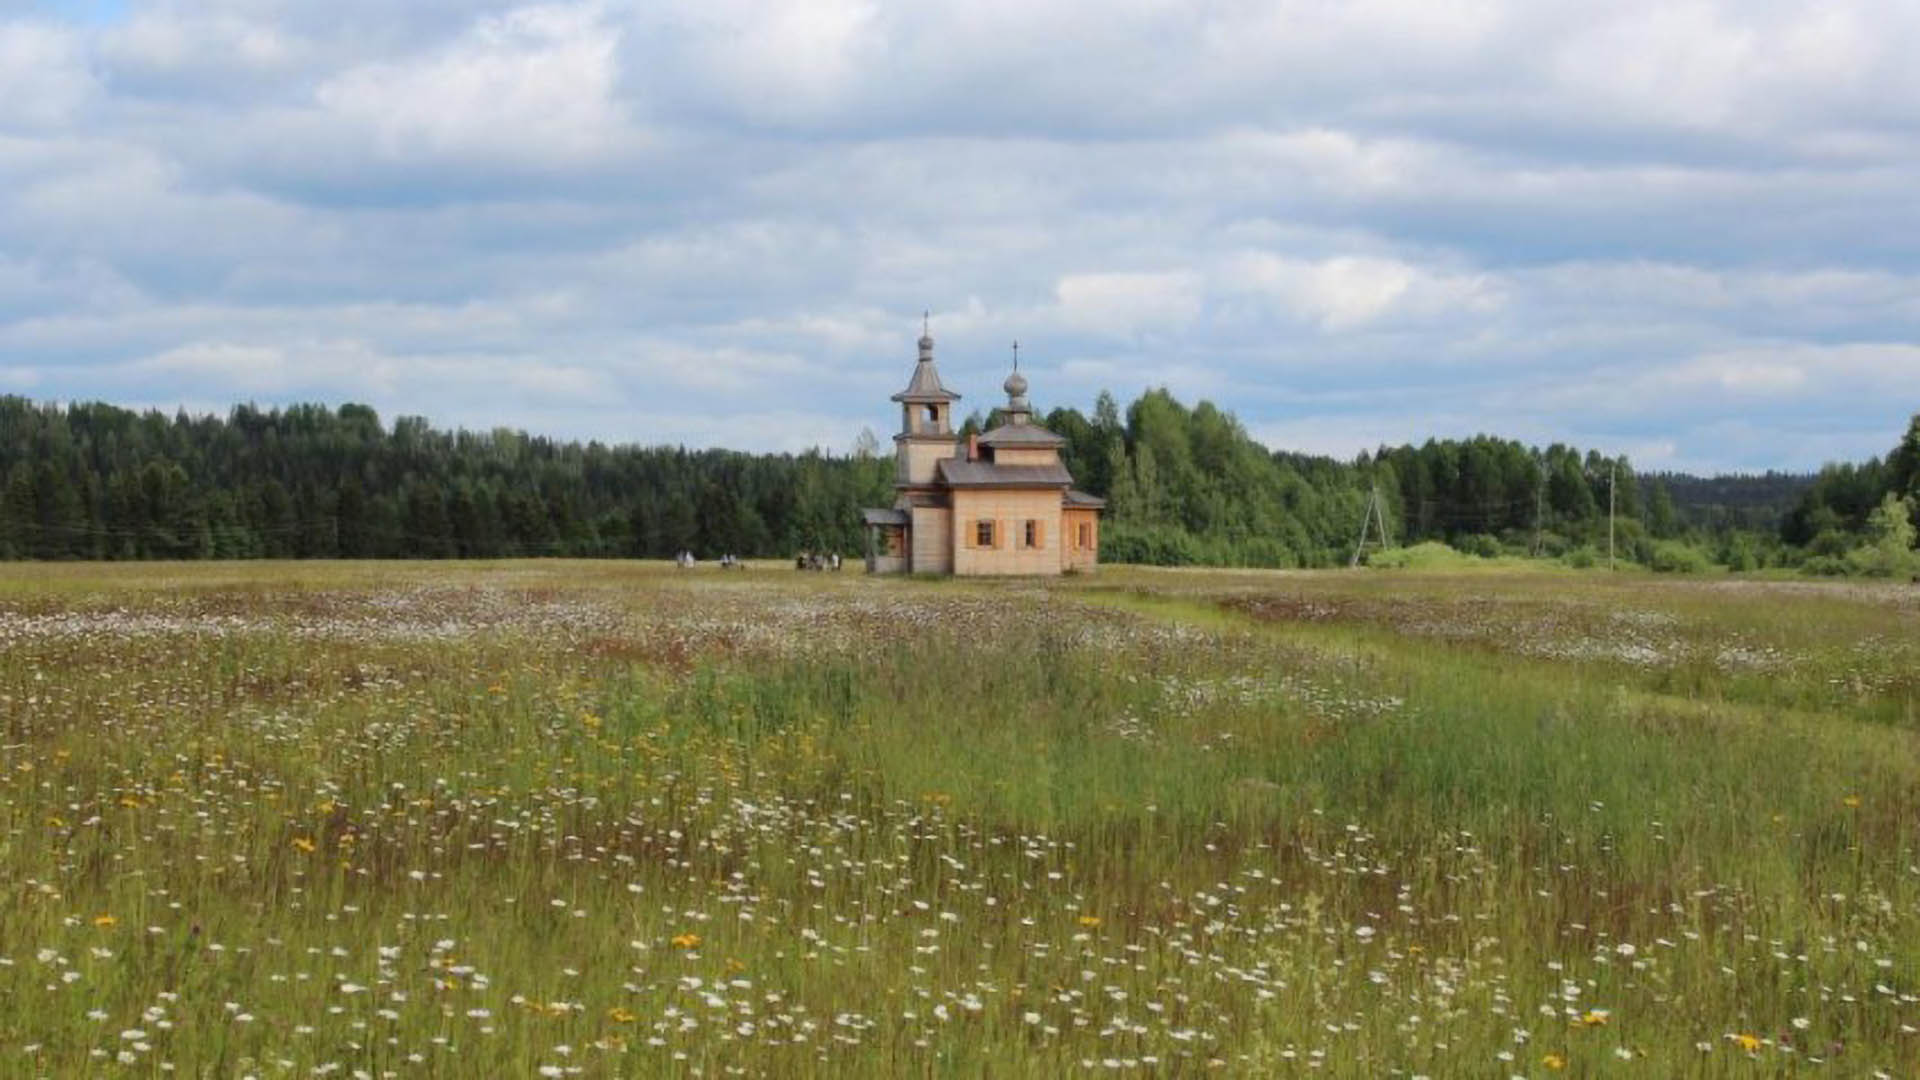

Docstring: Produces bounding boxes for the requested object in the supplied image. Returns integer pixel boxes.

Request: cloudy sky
[3,0,1918,472]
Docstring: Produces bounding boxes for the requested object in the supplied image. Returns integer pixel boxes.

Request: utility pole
[1530,460,1546,557]
[1350,488,1375,568]
[1350,486,1391,567]
[1608,462,1616,572]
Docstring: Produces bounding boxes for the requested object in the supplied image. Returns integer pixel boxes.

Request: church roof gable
[977,422,1066,447]
[936,458,1074,488]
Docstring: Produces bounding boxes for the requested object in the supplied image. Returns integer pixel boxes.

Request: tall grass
[0,562,1915,1075]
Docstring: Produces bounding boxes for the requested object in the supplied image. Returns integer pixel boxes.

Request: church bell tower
[890,314,962,487]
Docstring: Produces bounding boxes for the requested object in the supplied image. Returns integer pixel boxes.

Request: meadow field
[1,560,1916,1077]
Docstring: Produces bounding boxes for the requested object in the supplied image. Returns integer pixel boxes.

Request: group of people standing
[795,550,842,571]
[674,551,837,570]
[675,550,746,570]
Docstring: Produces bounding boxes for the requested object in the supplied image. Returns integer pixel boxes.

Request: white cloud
[617,342,816,395]
[662,0,881,124]
[124,338,622,407]
[1204,128,1452,201]
[133,342,289,390]
[2,0,1919,472]
[1546,4,1759,130]
[0,254,144,317]
[1054,271,1202,338]
[101,11,296,83]
[1545,2,1912,137]
[1690,343,1920,393]
[1250,409,1491,462]
[1496,342,1920,437]
[316,2,633,164]
[0,21,97,128]
[1198,0,1508,92]
[1224,253,1499,332]
[1661,354,1808,395]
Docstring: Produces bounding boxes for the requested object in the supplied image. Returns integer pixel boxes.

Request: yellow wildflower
[671,932,702,949]
[1733,1033,1762,1052]
[1078,915,1102,929]
[1542,1052,1567,1070]
[292,836,317,853]
[608,1007,637,1023]
[1580,1009,1610,1027]
[92,914,117,928]
[1843,795,1862,808]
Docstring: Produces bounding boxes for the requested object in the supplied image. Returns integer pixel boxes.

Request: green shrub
[1647,540,1712,574]
[1631,536,1657,566]
[1850,494,1919,578]
[1802,554,1850,576]
[1101,523,1204,566]
[1103,524,1308,568]
[1237,536,1299,569]
[1457,533,1503,559]
[1720,535,1760,572]
[1368,541,1466,569]
[1533,530,1572,558]
[1808,529,1853,558]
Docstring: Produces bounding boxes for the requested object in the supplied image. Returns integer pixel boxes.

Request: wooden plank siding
[950,488,1066,576]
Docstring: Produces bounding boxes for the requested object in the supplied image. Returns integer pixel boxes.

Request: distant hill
[1646,471,1816,532]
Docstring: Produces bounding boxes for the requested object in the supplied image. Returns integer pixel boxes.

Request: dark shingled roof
[861,508,910,526]
[977,421,1066,447]
[1064,489,1107,509]
[936,459,1074,488]
[891,359,961,403]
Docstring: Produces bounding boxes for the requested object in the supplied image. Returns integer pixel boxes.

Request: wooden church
[862,325,1103,575]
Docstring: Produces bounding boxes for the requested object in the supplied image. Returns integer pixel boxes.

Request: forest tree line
[0,393,1911,570]
[1774,412,1920,576]
[0,399,890,561]
[1028,390,1659,567]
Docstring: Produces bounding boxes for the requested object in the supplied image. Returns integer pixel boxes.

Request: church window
[975,520,995,548]
[1078,522,1093,549]
[1023,520,1040,548]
